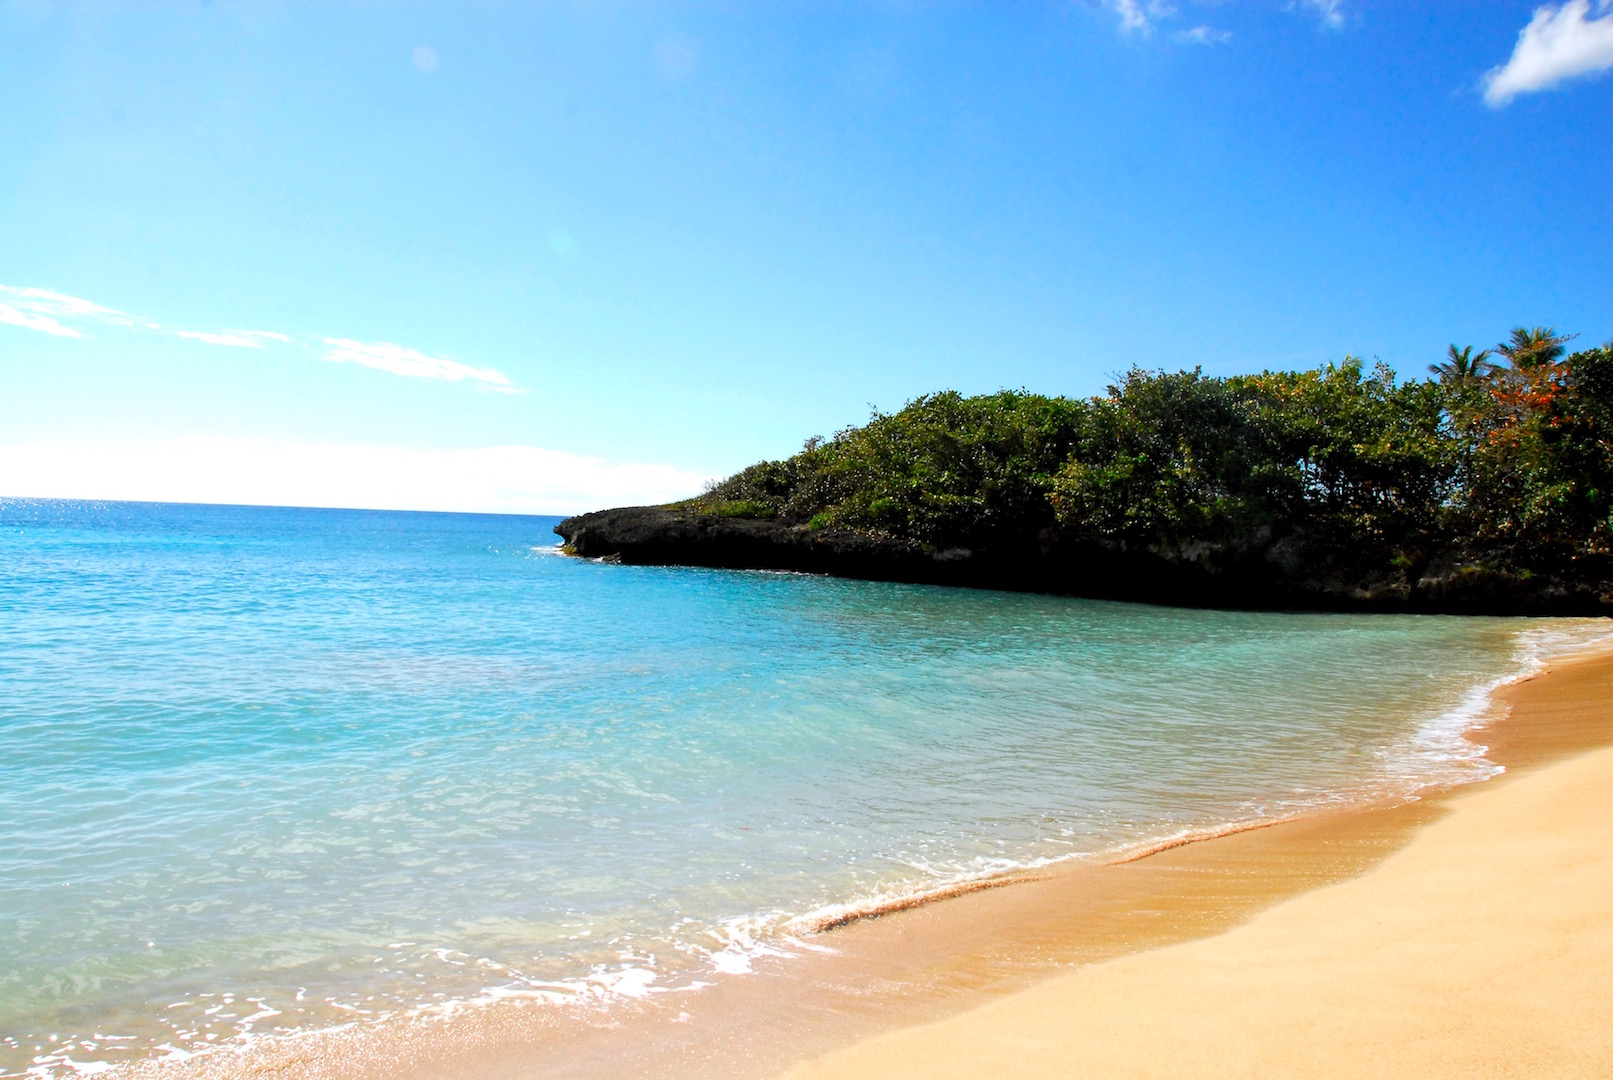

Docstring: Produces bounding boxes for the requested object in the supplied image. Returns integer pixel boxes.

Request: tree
[1429,344,1494,385]
[690,324,1609,576]
[1496,326,1574,372]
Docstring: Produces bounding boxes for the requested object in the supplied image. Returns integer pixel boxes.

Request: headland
[559,346,1613,614]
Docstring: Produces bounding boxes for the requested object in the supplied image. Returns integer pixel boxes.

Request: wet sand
[132,646,1613,1080]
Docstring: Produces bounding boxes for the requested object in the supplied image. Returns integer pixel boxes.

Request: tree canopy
[692,328,1613,577]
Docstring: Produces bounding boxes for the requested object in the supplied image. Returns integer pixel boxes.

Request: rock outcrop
[555,506,1613,615]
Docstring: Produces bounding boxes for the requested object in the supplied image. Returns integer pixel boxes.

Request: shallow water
[0,499,1604,1077]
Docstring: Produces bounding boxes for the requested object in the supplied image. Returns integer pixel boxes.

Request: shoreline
[778,645,1613,1080]
[113,632,1613,1080]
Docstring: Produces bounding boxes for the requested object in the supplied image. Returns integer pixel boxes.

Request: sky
[2,0,1611,514]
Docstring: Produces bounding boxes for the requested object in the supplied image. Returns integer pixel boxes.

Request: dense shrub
[698,391,1086,544]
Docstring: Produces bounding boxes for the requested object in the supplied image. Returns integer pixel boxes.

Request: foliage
[1047,360,1450,552]
[691,327,1613,568]
[1495,326,1573,372]
[1429,344,1494,386]
[696,391,1086,544]
[1454,336,1613,557]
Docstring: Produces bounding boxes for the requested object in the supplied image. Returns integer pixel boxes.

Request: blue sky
[2,0,1611,513]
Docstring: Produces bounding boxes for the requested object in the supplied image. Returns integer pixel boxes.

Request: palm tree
[1496,326,1574,372]
[1430,344,1494,384]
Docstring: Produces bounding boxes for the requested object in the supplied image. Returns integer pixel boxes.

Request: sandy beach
[781,650,1613,1080]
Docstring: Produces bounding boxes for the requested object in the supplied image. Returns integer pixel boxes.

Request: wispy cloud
[1109,0,1150,34]
[1106,0,1177,35]
[1103,0,1348,38]
[322,338,516,390]
[0,285,129,339]
[1303,0,1345,30]
[1484,0,1613,107]
[1101,1,1241,41]
[1173,25,1233,45]
[0,282,520,391]
[177,329,293,349]
[0,437,709,516]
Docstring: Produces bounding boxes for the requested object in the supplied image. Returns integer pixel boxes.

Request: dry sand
[781,652,1613,1080]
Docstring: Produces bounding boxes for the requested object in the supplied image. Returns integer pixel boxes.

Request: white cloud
[1484,0,1613,107]
[1304,0,1345,29]
[1174,25,1233,45]
[0,437,710,516]
[1,282,516,393]
[0,285,128,338]
[413,45,439,74]
[1109,0,1151,33]
[322,338,516,389]
[1103,0,1344,38]
[1104,0,1180,34]
[177,329,292,348]
[0,301,82,338]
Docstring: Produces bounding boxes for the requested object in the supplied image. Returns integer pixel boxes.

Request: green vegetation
[690,327,1613,577]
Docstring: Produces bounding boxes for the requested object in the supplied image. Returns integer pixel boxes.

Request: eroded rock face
[554,506,1613,615]
[556,506,937,578]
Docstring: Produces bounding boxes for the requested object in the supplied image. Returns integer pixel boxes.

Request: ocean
[1,498,1605,1078]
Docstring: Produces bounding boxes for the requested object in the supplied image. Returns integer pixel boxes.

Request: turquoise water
[0,499,1604,1077]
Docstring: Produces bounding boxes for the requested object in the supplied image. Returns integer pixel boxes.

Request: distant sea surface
[2,499,1607,1077]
